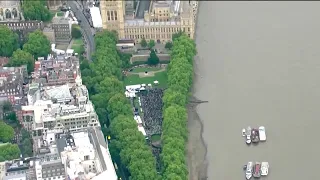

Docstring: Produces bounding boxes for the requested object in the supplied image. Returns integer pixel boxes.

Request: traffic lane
[67,1,95,59]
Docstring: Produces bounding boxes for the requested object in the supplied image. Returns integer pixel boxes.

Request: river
[193,2,320,180]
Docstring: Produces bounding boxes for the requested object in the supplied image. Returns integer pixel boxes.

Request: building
[21,75,99,135]
[0,1,21,21]
[33,55,80,87]
[100,0,199,43]
[0,66,27,105]
[0,21,44,43]
[52,17,72,43]
[2,159,36,180]
[47,0,66,10]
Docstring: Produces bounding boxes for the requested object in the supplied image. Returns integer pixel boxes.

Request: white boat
[246,126,252,144]
[261,162,269,176]
[242,128,246,136]
[259,126,267,141]
[245,162,253,179]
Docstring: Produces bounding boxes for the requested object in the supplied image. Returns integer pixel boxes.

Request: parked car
[251,129,260,143]
[261,162,269,176]
[245,162,253,180]
[253,162,261,178]
[259,126,267,141]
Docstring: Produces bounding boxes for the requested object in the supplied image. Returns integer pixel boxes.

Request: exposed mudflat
[188,1,320,180]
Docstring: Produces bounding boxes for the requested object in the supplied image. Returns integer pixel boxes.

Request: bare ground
[187,96,208,180]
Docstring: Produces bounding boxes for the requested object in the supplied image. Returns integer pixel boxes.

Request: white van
[259,126,267,141]
[246,162,253,179]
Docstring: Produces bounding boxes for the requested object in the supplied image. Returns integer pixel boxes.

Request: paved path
[127,68,166,75]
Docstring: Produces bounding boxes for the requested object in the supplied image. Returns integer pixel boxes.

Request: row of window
[1,22,40,27]
[125,27,191,34]
[106,10,118,21]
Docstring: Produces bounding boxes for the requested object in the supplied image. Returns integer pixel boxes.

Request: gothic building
[0,0,21,21]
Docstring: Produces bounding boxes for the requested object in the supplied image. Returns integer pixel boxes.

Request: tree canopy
[140,38,147,48]
[80,30,159,179]
[0,143,20,162]
[22,0,51,21]
[23,30,51,59]
[8,49,34,73]
[148,40,155,48]
[160,33,197,179]
[147,50,160,66]
[71,24,82,39]
[0,121,14,143]
[0,25,19,57]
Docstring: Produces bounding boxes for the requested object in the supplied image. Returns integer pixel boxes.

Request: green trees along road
[80,30,159,180]
[161,34,197,179]
[0,121,20,162]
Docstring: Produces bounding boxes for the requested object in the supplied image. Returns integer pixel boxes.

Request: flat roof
[89,7,102,28]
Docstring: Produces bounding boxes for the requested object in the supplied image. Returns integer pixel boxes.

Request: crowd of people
[140,89,164,136]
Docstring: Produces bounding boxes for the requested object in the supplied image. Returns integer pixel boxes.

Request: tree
[8,49,34,74]
[147,50,159,66]
[140,38,147,48]
[165,41,173,50]
[22,0,51,21]
[172,31,184,42]
[0,25,19,57]
[71,24,82,39]
[0,121,15,143]
[148,40,155,49]
[23,30,51,59]
[2,101,12,113]
[0,143,21,162]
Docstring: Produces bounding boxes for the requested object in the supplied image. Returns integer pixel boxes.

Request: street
[67,1,95,60]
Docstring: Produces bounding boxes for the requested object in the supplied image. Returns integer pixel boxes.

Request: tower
[100,0,125,39]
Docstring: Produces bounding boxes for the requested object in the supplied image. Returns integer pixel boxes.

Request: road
[194,1,320,180]
[67,1,95,60]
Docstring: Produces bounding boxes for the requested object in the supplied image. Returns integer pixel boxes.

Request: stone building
[52,17,72,43]
[100,0,198,43]
[0,0,21,21]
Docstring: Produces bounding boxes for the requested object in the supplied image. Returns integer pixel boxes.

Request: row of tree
[80,30,159,179]
[161,33,197,179]
[0,25,51,73]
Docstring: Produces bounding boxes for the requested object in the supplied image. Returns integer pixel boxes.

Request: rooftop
[52,17,71,24]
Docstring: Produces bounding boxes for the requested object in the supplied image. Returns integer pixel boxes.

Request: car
[253,162,261,178]
[259,126,267,141]
[261,162,269,176]
[245,162,253,179]
[251,129,260,143]
[246,126,252,144]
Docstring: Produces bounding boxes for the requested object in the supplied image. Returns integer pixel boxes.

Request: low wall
[130,54,170,63]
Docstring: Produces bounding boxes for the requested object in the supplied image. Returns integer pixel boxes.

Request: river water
[194,2,320,180]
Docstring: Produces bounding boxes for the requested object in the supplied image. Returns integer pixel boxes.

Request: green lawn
[124,71,167,88]
[71,38,84,54]
[131,67,162,73]
[57,12,64,17]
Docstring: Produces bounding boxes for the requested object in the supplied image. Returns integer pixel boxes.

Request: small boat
[245,162,253,179]
[242,128,246,136]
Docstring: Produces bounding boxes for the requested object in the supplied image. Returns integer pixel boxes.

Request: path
[127,68,166,76]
